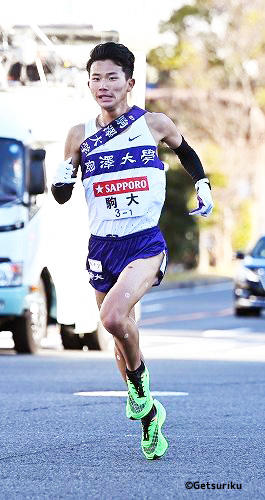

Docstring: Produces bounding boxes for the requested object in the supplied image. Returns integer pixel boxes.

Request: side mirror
[29,149,47,195]
[235,250,245,260]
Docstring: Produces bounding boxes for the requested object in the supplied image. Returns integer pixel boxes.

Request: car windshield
[0,139,24,203]
[251,237,265,259]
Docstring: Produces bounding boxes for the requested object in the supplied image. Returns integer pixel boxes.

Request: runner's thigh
[95,290,136,319]
[100,252,163,316]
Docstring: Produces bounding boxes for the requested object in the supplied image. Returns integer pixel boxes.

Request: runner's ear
[127,78,135,92]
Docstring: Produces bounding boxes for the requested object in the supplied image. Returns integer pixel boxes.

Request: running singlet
[80,106,166,237]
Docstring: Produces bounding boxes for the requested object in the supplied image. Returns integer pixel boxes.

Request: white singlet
[80,111,166,237]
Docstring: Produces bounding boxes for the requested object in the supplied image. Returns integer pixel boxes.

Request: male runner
[52,42,213,460]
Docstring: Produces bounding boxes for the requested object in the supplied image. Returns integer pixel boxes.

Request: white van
[0,106,50,352]
[0,103,111,353]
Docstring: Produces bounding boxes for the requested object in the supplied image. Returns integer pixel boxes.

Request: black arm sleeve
[172,136,206,183]
[51,183,74,204]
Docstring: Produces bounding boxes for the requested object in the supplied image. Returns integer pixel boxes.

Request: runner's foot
[126,362,154,420]
[141,399,168,460]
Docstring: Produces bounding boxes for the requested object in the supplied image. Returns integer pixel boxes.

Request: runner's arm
[156,114,206,183]
[51,125,82,204]
[153,113,213,216]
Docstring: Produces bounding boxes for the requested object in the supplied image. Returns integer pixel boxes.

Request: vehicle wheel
[12,311,37,353]
[234,307,261,317]
[30,278,48,343]
[235,306,261,317]
[11,279,48,353]
[83,322,112,351]
[249,308,261,316]
[60,324,84,350]
[235,307,249,316]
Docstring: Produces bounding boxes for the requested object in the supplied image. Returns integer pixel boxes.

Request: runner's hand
[52,158,77,185]
[189,178,213,217]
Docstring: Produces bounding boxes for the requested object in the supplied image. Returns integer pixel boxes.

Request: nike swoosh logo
[128,395,146,413]
[143,425,159,453]
[129,135,141,141]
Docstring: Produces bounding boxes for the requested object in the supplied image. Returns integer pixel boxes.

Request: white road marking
[139,307,233,326]
[141,303,164,313]
[203,328,251,338]
[142,282,232,303]
[151,391,189,396]
[74,391,189,397]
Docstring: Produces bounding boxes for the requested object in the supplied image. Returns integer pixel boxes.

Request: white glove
[189,178,213,217]
[52,158,77,185]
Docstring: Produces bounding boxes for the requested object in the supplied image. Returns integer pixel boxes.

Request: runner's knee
[100,309,126,338]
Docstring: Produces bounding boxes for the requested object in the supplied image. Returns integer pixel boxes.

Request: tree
[147,0,265,270]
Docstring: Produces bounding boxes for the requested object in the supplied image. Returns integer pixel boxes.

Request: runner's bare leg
[95,292,143,382]
[98,252,163,371]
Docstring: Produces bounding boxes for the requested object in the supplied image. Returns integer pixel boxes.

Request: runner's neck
[98,104,132,128]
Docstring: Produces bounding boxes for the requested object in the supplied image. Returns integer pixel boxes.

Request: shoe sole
[143,399,169,460]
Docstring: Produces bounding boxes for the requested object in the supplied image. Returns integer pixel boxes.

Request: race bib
[93,176,150,220]
[88,259,102,272]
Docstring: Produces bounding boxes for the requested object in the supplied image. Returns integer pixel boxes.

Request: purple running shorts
[86,225,168,293]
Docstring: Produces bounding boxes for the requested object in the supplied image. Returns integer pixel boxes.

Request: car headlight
[238,267,260,283]
[0,262,23,287]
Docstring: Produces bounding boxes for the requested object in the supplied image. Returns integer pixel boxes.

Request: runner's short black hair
[86,42,135,79]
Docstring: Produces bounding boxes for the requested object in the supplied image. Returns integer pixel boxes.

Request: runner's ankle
[126,360,145,382]
[141,404,157,424]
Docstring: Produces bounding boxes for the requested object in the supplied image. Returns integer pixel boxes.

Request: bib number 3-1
[115,208,132,218]
[96,193,144,220]
[93,176,150,221]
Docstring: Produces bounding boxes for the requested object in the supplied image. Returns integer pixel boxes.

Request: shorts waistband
[90,226,160,241]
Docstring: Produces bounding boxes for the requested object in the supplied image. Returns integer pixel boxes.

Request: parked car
[234,236,265,316]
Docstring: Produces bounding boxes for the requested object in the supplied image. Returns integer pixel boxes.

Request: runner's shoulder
[145,111,174,135]
[66,123,85,148]
[145,111,173,132]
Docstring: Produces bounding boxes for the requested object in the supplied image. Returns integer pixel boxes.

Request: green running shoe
[141,399,168,460]
[126,365,154,420]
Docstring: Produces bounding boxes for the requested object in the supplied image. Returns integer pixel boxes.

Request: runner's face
[89,59,134,110]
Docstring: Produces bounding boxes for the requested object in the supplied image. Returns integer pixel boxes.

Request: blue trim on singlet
[81,145,164,180]
[79,105,147,154]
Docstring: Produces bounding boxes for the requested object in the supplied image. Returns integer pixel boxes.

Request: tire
[30,278,48,343]
[83,322,112,351]
[249,308,261,316]
[234,307,261,317]
[11,278,48,353]
[60,324,84,350]
[12,311,37,353]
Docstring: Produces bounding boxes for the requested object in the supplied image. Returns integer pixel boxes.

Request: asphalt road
[0,283,264,499]
[138,282,265,363]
